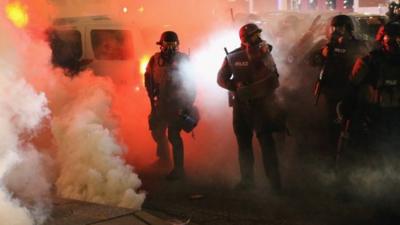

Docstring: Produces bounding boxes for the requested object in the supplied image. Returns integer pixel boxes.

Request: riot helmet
[329,15,354,43]
[157,31,179,60]
[239,23,262,45]
[330,15,354,33]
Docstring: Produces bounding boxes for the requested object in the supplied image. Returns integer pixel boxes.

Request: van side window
[49,30,83,72]
[91,30,133,60]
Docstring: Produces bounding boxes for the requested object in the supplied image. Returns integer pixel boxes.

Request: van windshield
[49,29,82,70]
[91,30,134,60]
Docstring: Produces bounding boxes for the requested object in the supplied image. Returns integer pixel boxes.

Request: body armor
[217,45,283,192]
[225,47,279,101]
[321,39,365,99]
[369,52,400,108]
[147,52,190,116]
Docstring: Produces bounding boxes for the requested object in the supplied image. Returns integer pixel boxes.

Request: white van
[48,15,145,86]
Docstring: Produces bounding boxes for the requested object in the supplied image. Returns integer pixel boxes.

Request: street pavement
[44,160,400,225]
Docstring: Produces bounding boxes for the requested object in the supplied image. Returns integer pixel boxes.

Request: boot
[234,178,255,191]
[166,168,185,181]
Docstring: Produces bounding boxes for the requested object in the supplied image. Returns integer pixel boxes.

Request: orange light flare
[132,55,150,92]
[5,1,29,28]
[137,6,144,13]
[139,55,150,79]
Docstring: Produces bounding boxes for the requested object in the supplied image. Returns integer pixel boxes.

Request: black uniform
[336,38,400,212]
[314,36,367,158]
[344,49,400,157]
[217,44,283,191]
[145,51,195,174]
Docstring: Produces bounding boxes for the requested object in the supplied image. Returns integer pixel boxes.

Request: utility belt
[235,77,274,102]
[364,83,400,108]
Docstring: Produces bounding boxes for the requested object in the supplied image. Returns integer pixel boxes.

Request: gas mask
[244,32,268,61]
[383,34,400,55]
[388,2,400,21]
[330,26,349,44]
[245,31,263,47]
[160,41,178,61]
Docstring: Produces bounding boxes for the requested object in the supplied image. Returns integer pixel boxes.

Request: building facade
[247,0,389,12]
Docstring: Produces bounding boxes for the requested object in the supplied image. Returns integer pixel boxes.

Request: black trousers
[150,113,183,169]
[232,99,282,190]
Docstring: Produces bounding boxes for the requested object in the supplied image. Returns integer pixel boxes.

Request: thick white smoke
[0,9,52,225]
[1,3,145,224]
[47,71,145,209]
[189,29,239,114]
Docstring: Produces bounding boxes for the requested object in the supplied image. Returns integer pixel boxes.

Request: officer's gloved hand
[246,40,271,61]
[258,40,270,54]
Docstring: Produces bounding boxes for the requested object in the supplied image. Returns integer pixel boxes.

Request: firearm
[313,63,326,106]
[224,47,235,107]
[335,119,351,170]
[224,47,229,58]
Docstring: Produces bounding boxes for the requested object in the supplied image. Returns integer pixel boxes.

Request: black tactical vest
[149,52,189,110]
[370,52,400,108]
[226,48,279,101]
[323,39,364,89]
[226,48,256,85]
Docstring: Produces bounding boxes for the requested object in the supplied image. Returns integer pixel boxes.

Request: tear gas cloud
[1,1,145,223]
[29,9,146,213]
[183,29,239,112]
[0,3,51,224]
[47,71,145,209]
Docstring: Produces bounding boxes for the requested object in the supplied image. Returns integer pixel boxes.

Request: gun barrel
[314,81,321,106]
[314,64,326,106]
[335,120,351,169]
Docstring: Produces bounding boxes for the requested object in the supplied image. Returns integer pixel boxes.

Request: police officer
[342,21,400,154]
[217,23,283,192]
[375,1,400,47]
[145,31,195,180]
[387,1,400,22]
[313,15,367,160]
[337,21,400,210]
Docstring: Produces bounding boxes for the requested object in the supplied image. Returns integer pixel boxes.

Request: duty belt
[235,77,273,101]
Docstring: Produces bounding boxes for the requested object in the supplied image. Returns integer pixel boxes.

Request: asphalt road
[139,159,400,225]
